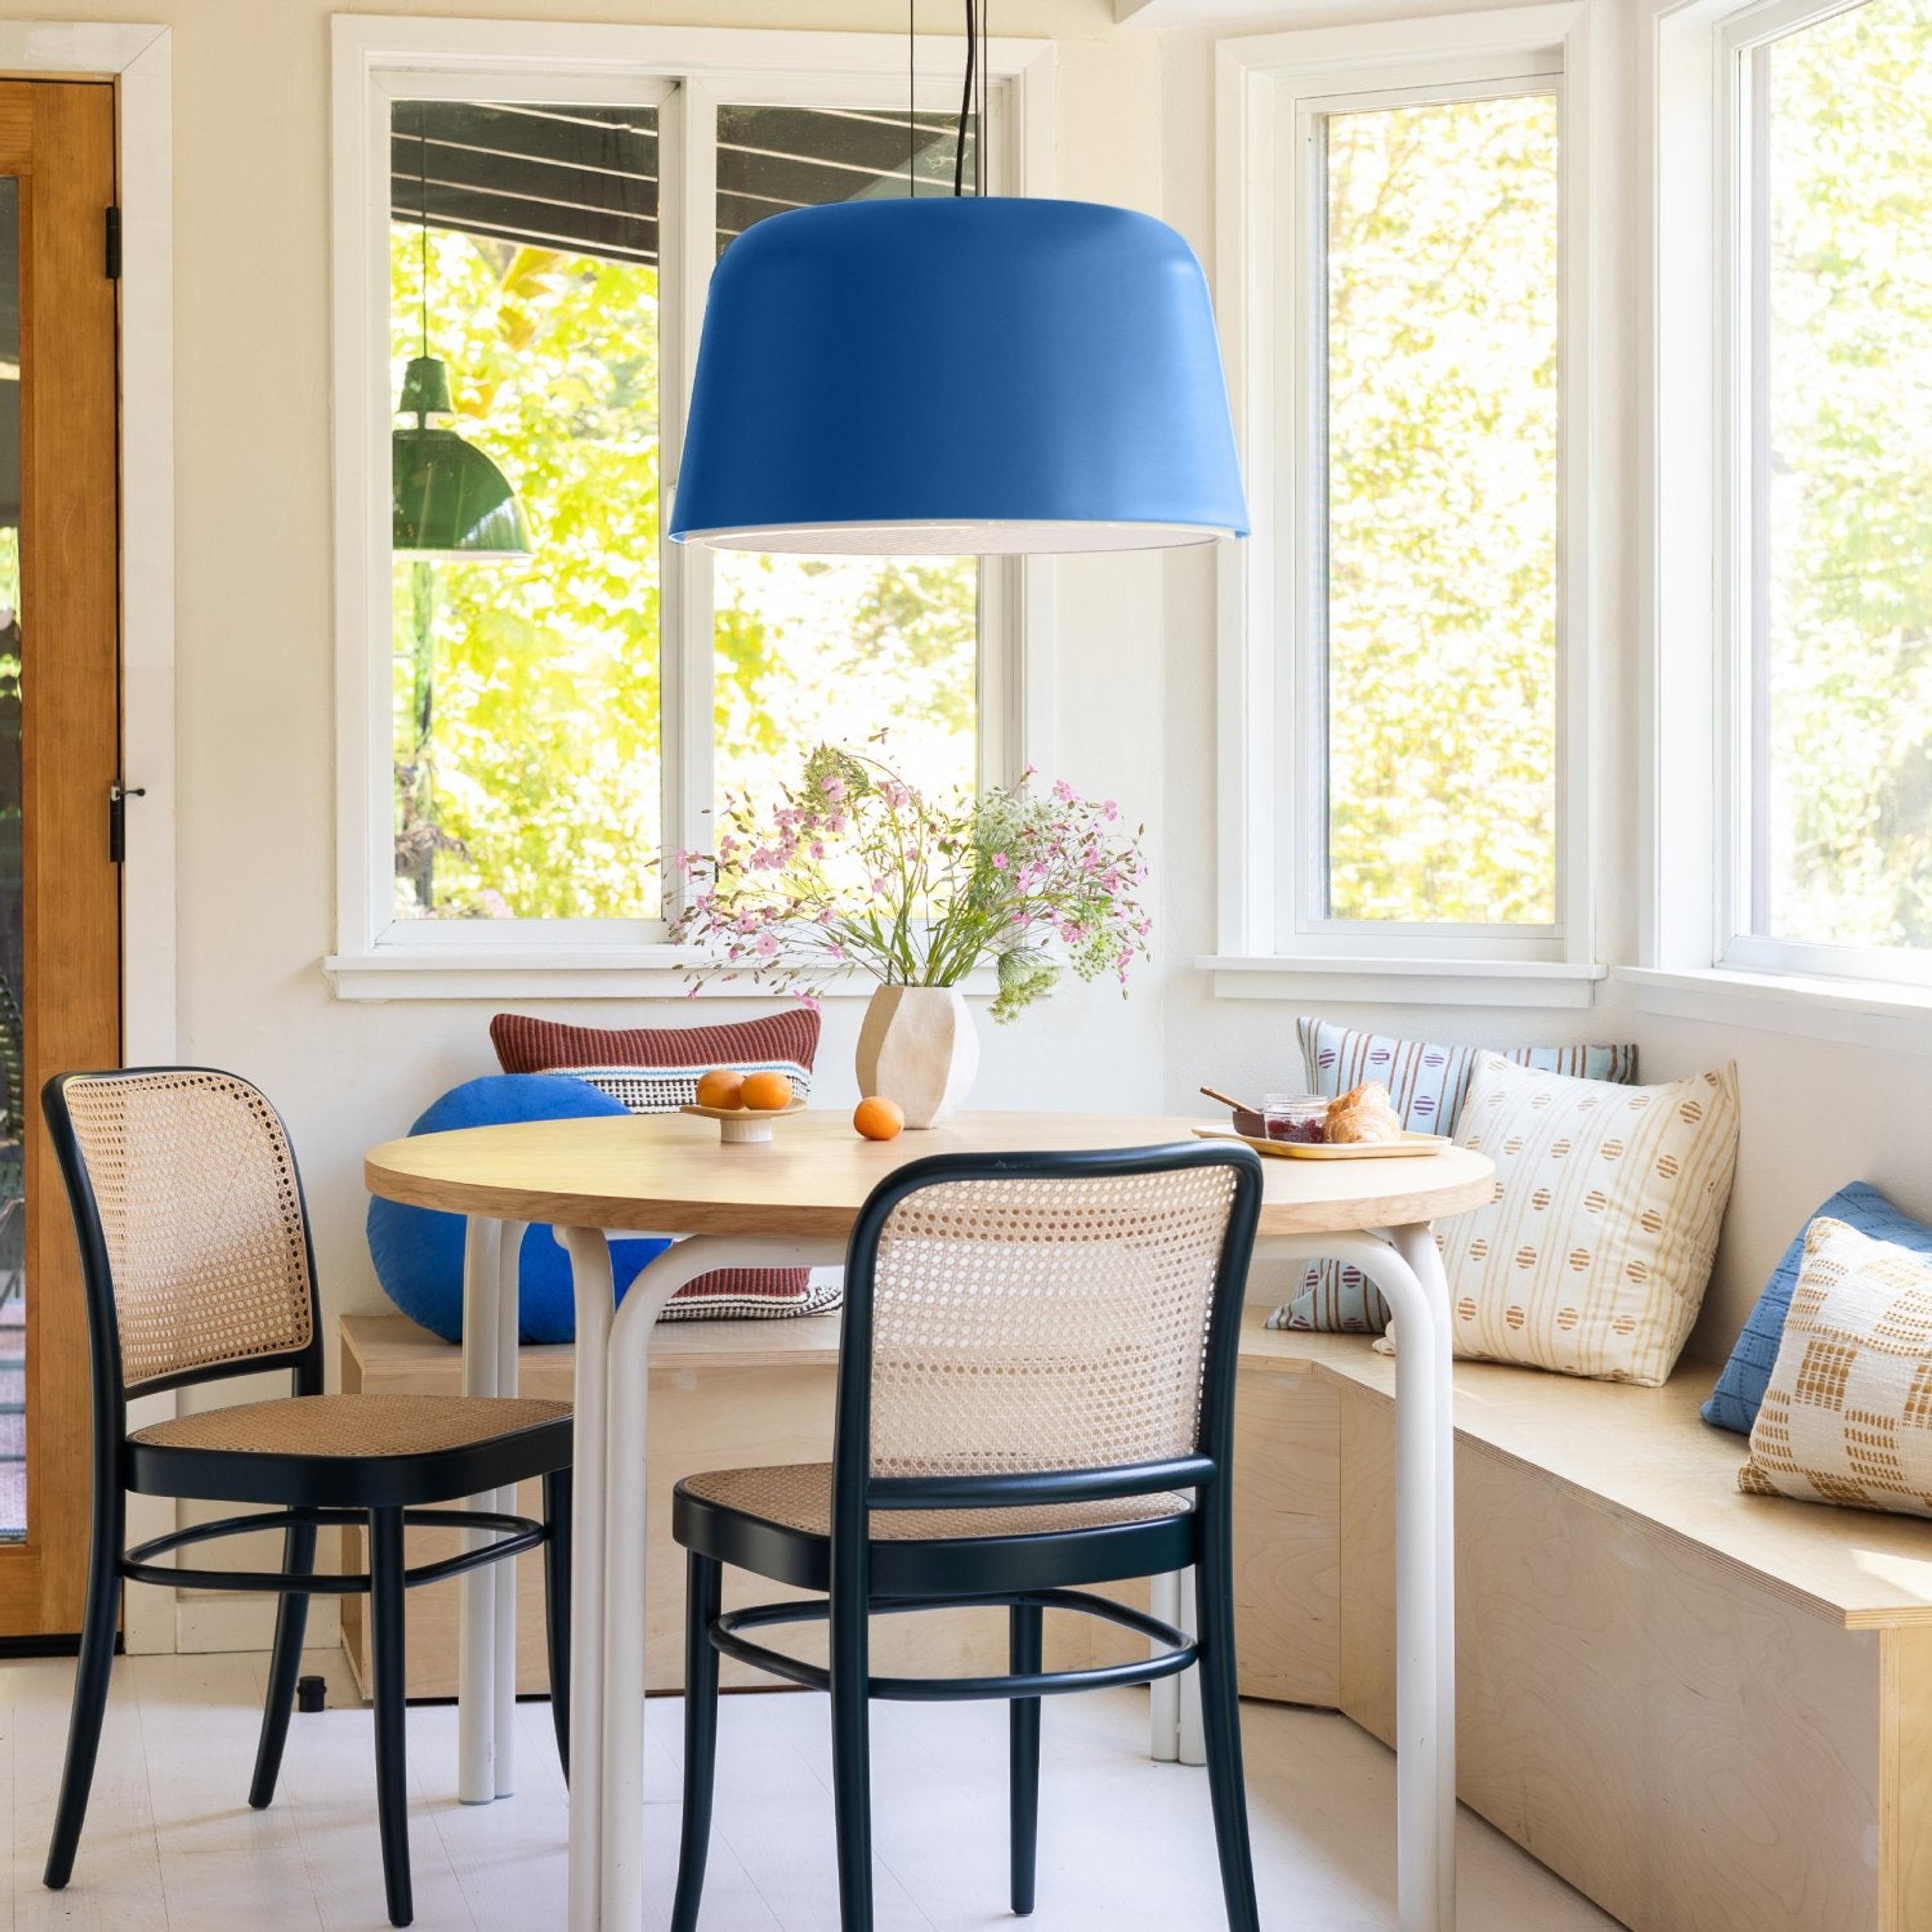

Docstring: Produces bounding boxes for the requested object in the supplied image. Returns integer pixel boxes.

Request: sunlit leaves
[1761,0,1932,949]
[1322,92,1560,926]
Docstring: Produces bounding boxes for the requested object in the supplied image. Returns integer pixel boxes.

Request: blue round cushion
[366,1074,671,1344]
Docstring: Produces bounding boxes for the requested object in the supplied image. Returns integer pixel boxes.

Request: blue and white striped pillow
[1268,1018,1639,1333]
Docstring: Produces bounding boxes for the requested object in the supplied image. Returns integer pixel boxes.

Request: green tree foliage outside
[391,227,664,918]
[1762,0,1932,950]
[1323,91,1561,927]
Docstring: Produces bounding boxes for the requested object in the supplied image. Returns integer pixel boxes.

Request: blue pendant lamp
[670,5,1245,556]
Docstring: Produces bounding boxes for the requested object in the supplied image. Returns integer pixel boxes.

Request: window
[390,101,664,922]
[1319,90,1560,930]
[708,106,981,825]
[1726,0,1932,981]
[331,25,1052,992]
[1213,9,1595,1002]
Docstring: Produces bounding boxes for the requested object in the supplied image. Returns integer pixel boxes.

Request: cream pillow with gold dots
[1378,1052,1740,1384]
[1740,1217,1932,1518]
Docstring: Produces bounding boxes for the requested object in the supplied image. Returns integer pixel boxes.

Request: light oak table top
[364,1108,1496,1237]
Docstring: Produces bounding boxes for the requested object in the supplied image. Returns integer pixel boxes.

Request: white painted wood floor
[0,1646,1621,1930]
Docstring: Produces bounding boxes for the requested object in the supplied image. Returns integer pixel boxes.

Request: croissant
[1325,1080,1405,1144]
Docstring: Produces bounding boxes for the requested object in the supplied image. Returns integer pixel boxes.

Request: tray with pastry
[1192,1081,1450,1161]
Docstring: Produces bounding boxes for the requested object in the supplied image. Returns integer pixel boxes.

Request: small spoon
[1199,1085,1264,1117]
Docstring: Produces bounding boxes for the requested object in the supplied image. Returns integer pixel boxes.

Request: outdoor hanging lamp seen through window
[669,0,1247,556]
[392,105,531,558]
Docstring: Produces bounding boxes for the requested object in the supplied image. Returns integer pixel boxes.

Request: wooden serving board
[1192,1122,1451,1161]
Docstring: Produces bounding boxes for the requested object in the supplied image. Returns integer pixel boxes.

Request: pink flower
[821,776,846,801]
[1103,799,1119,821]
[810,842,826,860]
[756,932,779,958]
[991,852,1008,870]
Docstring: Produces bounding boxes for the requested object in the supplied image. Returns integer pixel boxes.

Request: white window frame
[1629,0,1932,1049]
[1205,4,1605,1010]
[325,17,1057,1000]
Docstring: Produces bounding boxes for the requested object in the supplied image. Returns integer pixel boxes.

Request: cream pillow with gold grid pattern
[1379,1052,1740,1384]
[1740,1217,1932,1518]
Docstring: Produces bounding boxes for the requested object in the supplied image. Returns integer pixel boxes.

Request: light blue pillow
[1270,1018,1640,1333]
[1701,1182,1932,1435]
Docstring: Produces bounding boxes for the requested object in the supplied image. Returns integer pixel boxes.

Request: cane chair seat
[126,1393,573,1509]
[683,1461,1190,1540]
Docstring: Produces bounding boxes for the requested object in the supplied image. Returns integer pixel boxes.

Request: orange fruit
[853,1096,904,1141]
[740,1070,794,1112]
[694,1068,744,1111]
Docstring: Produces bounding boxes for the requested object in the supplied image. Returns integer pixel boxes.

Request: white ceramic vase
[854,984,979,1129]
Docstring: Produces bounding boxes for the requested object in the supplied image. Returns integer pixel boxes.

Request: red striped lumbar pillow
[488,1008,834,1321]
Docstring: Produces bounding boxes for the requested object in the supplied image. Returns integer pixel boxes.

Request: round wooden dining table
[365,1109,1493,1932]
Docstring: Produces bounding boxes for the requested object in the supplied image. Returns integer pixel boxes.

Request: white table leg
[560,1229,616,1932]
[1392,1222,1458,1932]
[1177,1566,1205,1766]
[458,1216,504,1806]
[493,1220,526,1799]
[572,1231,846,1932]
[1259,1227,1456,1932]
[1149,1571,1182,1762]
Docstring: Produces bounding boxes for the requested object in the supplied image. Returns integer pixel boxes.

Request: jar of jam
[1261,1094,1328,1144]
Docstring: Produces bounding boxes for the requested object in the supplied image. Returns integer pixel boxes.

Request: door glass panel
[711,104,981,820]
[0,179,24,1540]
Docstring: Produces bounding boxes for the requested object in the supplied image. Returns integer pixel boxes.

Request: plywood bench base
[1234,1316,1932,1932]
[338,1314,1144,1702]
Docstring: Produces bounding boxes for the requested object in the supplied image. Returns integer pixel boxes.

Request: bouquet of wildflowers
[668,746,1151,1022]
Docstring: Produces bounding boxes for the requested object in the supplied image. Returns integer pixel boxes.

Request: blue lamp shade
[669,198,1248,556]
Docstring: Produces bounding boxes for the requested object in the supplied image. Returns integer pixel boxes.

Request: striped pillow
[489,1008,830,1321]
[1270,1020,1640,1332]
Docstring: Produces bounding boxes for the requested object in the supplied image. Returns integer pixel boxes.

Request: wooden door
[0,80,122,1640]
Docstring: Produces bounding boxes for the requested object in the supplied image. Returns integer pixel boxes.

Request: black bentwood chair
[669,1141,1267,1931]
[41,1068,576,1929]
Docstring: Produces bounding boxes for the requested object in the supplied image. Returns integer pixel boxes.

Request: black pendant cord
[953,0,975,197]
[418,106,431,366]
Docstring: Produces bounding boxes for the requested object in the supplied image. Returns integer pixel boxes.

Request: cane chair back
[52,1069,317,1396]
[853,1152,1256,1489]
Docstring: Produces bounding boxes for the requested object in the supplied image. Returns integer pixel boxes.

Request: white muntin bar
[457,1215,504,1806]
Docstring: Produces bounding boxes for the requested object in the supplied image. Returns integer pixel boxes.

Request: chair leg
[42,1481,123,1890]
[1009,1599,1043,1916]
[369,1506,414,1929]
[670,1551,722,1932]
[829,1579,874,1932]
[249,1515,317,1809]
[542,1468,571,1784]
[1195,1526,1261,1932]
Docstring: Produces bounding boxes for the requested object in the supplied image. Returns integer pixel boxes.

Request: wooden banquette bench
[340,1300,1932,1932]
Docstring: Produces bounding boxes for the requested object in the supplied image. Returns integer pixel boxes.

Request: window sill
[1197,954,1607,1010]
[1619,965,1932,1056]
[322,951,998,1004]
